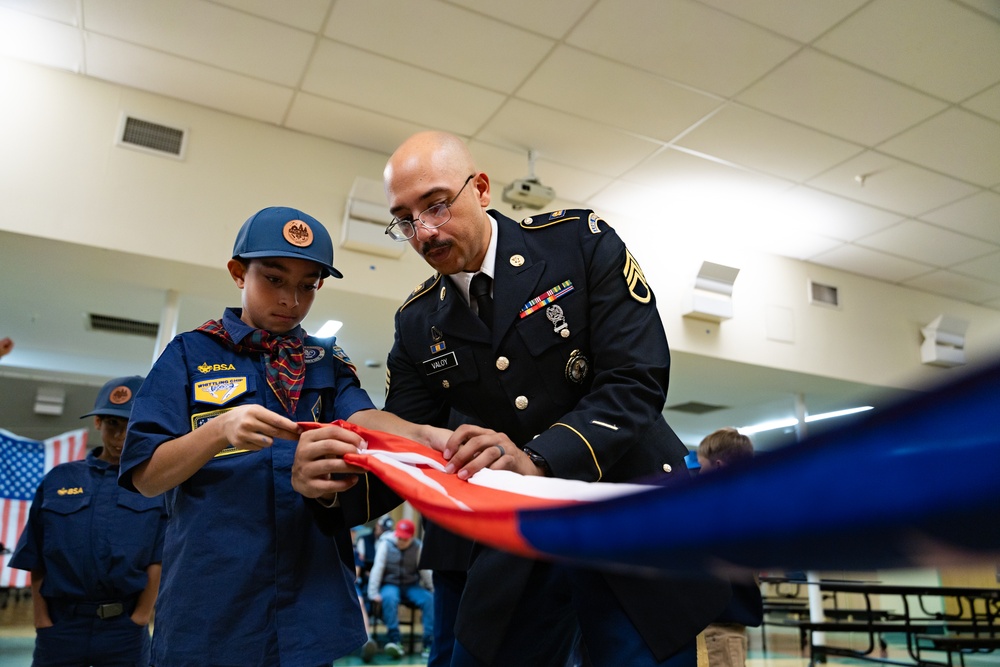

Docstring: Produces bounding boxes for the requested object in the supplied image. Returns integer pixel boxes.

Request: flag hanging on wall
[0,428,88,587]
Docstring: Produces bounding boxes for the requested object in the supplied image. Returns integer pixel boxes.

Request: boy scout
[119,206,449,666]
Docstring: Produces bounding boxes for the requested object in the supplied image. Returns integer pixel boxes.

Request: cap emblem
[283,220,314,248]
[109,385,132,405]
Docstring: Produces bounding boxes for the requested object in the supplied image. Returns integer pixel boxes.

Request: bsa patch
[303,346,326,363]
[623,249,651,304]
[283,219,314,247]
[194,377,248,405]
[57,487,84,496]
[198,362,237,374]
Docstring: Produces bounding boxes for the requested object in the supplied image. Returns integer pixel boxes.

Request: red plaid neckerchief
[197,319,305,414]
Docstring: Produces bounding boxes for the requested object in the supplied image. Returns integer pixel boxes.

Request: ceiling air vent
[88,313,159,339]
[666,401,727,415]
[809,280,840,308]
[116,113,187,159]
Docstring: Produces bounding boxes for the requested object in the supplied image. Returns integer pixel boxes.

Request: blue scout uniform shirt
[119,308,387,667]
[10,447,166,601]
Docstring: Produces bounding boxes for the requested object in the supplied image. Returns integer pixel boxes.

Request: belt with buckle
[57,599,129,619]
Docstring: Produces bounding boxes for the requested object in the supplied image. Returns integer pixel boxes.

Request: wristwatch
[522,446,552,476]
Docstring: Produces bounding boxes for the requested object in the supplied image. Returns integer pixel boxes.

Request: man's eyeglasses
[385,174,475,241]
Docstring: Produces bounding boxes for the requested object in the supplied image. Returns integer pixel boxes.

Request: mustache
[421,239,451,256]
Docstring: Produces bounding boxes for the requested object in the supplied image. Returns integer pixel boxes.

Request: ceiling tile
[1,9,81,72]
[302,40,506,136]
[877,108,1000,187]
[814,0,1000,102]
[696,0,869,42]
[210,0,332,32]
[325,0,553,94]
[809,243,934,282]
[807,151,979,216]
[737,49,947,145]
[950,250,1000,285]
[82,0,315,86]
[87,35,292,123]
[920,190,1000,243]
[285,93,426,155]
[476,99,662,178]
[447,0,593,37]
[0,0,78,23]
[622,147,793,192]
[963,83,1000,123]
[85,34,294,124]
[902,269,1000,303]
[782,186,905,241]
[567,0,799,97]
[676,104,864,181]
[469,140,612,204]
[517,45,723,142]
[855,219,992,267]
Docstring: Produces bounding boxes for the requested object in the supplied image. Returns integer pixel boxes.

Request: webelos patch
[194,377,248,405]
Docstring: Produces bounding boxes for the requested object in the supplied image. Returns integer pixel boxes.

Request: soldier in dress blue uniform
[118,206,450,667]
[12,375,166,667]
[378,131,731,666]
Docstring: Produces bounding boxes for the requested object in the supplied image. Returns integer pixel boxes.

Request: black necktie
[469,273,493,329]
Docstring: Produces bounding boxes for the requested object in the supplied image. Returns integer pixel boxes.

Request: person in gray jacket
[368,519,434,659]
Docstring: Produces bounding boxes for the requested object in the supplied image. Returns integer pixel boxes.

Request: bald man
[378,131,729,667]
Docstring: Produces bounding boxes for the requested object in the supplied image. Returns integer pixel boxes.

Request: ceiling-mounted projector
[502,149,555,210]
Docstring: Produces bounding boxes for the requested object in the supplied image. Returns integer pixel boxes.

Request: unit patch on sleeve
[623,249,651,304]
[193,377,248,405]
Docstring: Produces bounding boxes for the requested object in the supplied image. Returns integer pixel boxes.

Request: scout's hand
[0,337,13,358]
[443,425,544,480]
[219,404,300,452]
[291,423,368,499]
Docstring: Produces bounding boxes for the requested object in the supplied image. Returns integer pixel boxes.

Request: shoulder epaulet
[518,209,606,234]
[399,273,442,312]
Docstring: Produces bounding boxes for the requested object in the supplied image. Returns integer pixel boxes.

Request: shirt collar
[222,307,305,342]
[451,214,498,306]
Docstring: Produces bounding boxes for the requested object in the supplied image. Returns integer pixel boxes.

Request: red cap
[395,519,415,539]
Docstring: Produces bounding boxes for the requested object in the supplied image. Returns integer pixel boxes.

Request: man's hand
[291,423,369,500]
[443,425,545,480]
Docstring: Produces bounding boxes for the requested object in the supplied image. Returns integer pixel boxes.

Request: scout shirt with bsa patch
[119,307,397,666]
[11,448,166,602]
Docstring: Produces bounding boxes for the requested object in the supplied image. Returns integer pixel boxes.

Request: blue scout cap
[232,206,343,279]
[81,375,144,419]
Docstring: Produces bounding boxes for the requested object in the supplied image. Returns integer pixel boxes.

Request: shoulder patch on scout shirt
[623,249,652,304]
[399,273,442,312]
[193,377,248,405]
[331,344,358,375]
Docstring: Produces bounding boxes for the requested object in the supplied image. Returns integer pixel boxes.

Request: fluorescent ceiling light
[737,406,873,435]
[804,406,873,423]
[314,320,343,338]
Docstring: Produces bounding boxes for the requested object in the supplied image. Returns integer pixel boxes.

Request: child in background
[12,375,166,667]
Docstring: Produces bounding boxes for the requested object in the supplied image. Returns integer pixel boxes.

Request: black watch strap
[522,446,552,476]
